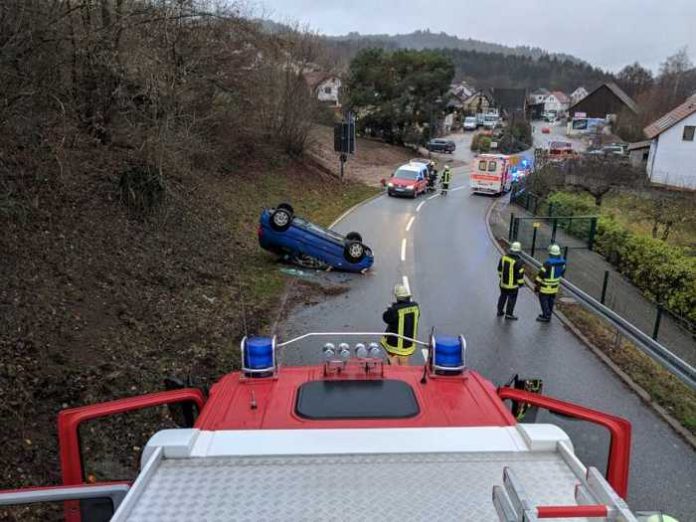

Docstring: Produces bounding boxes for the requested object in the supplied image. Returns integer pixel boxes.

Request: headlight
[355,343,368,358]
[338,343,351,361]
[387,182,394,188]
[368,342,382,358]
[406,185,414,190]
[322,343,335,360]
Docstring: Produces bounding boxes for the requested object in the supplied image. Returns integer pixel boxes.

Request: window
[683,126,695,141]
[488,161,497,172]
[478,160,487,170]
[323,86,332,95]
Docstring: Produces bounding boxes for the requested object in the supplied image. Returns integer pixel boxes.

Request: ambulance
[470,153,530,195]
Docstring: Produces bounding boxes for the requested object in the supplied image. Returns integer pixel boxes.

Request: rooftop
[644,94,696,139]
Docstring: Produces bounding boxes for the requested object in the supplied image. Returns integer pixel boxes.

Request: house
[450,81,475,100]
[528,88,550,106]
[570,87,588,105]
[527,89,549,120]
[491,88,528,119]
[643,94,696,189]
[304,72,341,107]
[627,140,651,169]
[462,90,493,115]
[544,91,570,115]
[568,82,638,119]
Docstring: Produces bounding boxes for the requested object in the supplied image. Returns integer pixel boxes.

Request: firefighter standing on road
[535,244,566,322]
[497,241,525,320]
[381,284,420,365]
[441,165,452,193]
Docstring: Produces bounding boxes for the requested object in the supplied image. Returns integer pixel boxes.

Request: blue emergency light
[430,335,466,374]
[241,336,276,377]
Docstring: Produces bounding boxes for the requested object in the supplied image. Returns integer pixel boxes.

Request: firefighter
[381,284,420,365]
[441,165,452,192]
[497,241,525,320]
[534,243,566,322]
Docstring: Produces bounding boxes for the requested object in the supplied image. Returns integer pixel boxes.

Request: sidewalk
[489,195,696,367]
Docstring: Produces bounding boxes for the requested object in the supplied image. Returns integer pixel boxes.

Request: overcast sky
[257,0,695,72]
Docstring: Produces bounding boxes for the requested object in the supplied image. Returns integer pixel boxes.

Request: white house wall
[316,78,341,105]
[648,111,696,189]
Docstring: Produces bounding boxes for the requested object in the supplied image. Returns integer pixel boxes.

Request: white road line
[450,186,468,192]
[406,216,415,232]
[416,201,426,212]
[421,348,429,363]
[400,238,407,262]
[402,276,411,294]
[427,194,439,200]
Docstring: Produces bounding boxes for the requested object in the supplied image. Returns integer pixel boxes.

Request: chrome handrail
[276,332,430,348]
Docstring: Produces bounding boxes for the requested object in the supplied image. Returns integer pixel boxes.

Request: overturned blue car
[258,203,374,273]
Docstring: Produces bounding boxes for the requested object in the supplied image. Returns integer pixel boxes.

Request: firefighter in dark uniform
[497,241,525,320]
[535,243,566,322]
[441,165,452,193]
[381,284,420,365]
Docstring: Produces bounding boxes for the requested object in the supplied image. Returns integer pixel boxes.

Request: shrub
[541,192,696,323]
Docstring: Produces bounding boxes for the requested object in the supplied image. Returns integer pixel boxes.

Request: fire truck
[0,331,676,521]
[470,154,531,195]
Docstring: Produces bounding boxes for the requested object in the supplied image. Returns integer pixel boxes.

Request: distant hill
[328,29,585,64]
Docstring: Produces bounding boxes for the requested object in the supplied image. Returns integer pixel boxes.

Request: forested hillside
[440,49,611,92]
[326,29,582,63]
[321,33,609,91]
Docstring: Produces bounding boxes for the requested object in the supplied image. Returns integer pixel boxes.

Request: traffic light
[333,119,355,154]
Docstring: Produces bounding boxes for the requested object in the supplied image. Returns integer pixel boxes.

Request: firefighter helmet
[510,242,522,253]
[548,244,561,256]
[394,284,411,300]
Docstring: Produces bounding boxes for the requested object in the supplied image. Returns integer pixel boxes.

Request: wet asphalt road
[279,132,696,519]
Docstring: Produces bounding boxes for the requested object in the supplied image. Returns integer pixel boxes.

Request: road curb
[329,191,384,229]
[484,197,696,450]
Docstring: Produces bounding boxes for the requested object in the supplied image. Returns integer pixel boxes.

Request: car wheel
[270,207,293,232]
[277,202,294,214]
[346,232,362,242]
[344,241,365,263]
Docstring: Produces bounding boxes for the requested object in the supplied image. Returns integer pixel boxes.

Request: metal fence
[507,192,696,373]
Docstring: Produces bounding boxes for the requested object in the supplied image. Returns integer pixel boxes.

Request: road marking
[427,194,439,200]
[416,201,425,212]
[451,186,468,192]
[406,216,415,232]
[402,276,411,294]
[421,348,429,363]
[400,238,407,262]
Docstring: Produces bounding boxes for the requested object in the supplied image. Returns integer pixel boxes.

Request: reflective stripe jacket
[381,300,420,356]
[498,254,525,290]
[535,256,566,295]
[442,169,452,184]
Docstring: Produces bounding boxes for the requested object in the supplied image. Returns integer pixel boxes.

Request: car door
[416,168,427,192]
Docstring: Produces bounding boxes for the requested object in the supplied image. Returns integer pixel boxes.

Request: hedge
[545,192,696,323]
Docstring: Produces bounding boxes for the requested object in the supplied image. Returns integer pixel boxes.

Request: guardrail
[517,250,696,391]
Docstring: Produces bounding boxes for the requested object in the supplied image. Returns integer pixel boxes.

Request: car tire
[346,232,362,242]
[276,202,294,214]
[344,241,365,263]
[270,207,293,232]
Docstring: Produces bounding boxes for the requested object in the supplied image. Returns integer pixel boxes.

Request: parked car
[426,139,456,153]
[258,204,374,273]
[541,127,551,134]
[463,117,477,130]
[385,163,429,198]
[483,114,499,130]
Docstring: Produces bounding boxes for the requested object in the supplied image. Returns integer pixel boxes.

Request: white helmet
[548,244,561,256]
[510,241,522,253]
[394,284,411,300]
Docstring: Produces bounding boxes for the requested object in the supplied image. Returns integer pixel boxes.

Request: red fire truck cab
[0,331,668,521]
